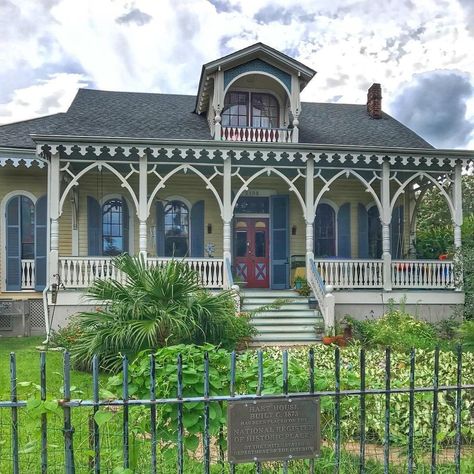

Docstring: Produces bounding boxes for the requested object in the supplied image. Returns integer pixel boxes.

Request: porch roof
[1,89,434,150]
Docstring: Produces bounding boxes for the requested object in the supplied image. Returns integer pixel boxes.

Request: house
[0,43,472,342]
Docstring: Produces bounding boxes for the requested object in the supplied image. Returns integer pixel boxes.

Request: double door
[234,218,269,288]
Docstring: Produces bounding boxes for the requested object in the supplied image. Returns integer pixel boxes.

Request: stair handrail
[308,258,335,332]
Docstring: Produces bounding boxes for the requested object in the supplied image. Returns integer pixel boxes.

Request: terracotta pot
[322,336,336,345]
[334,335,347,347]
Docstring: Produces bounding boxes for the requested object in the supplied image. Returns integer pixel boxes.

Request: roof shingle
[0,88,433,149]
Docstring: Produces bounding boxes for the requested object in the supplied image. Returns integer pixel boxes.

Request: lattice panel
[29,299,45,329]
[0,314,12,330]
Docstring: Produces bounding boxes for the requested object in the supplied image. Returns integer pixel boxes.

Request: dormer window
[222,92,279,129]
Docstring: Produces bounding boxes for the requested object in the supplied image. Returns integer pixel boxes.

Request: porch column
[453,160,463,249]
[305,155,315,268]
[222,156,233,287]
[48,152,61,282]
[381,159,392,291]
[138,154,148,258]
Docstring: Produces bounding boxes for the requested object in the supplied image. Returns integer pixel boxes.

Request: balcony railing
[58,257,224,289]
[221,126,293,143]
[21,260,35,290]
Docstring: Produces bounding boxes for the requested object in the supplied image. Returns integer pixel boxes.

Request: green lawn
[0,336,96,400]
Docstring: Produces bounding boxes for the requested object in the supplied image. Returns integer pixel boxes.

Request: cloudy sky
[0,0,473,149]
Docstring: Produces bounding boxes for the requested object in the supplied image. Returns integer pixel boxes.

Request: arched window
[164,200,189,257]
[315,203,336,257]
[102,199,125,256]
[368,206,382,258]
[222,92,279,128]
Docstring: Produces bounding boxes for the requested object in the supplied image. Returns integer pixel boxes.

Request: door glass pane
[255,230,266,257]
[236,231,247,257]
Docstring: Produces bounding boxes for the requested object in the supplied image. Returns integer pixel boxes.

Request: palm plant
[70,255,252,371]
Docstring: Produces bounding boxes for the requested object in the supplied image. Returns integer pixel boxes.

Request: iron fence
[0,346,473,473]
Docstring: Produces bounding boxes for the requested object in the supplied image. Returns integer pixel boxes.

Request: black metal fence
[0,346,473,473]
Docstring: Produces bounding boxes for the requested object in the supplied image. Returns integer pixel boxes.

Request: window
[164,200,189,257]
[315,203,336,257]
[20,196,35,260]
[368,206,382,258]
[222,92,279,128]
[102,199,125,256]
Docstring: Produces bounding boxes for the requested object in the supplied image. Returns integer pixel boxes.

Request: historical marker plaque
[227,398,320,463]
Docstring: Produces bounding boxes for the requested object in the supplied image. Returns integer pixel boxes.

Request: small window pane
[255,231,266,257]
[236,231,247,257]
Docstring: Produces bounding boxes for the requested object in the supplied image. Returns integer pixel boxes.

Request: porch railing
[315,259,384,289]
[20,259,35,290]
[58,257,224,289]
[59,257,127,288]
[391,260,454,289]
[314,258,454,290]
[147,257,224,288]
[221,126,293,143]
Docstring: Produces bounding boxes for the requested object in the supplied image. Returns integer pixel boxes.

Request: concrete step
[250,310,318,318]
[251,317,319,326]
[242,301,309,310]
[255,325,317,333]
[253,333,320,342]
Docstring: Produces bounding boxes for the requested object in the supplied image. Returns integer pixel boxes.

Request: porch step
[241,289,323,346]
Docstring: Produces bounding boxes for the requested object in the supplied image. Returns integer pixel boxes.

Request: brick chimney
[367,83,382,119]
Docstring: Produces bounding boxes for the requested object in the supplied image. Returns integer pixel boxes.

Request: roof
[0,113,66,149]
[0,88,433,150]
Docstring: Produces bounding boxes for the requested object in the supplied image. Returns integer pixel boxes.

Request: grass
[0,337,472,473]
[0,336,96,400]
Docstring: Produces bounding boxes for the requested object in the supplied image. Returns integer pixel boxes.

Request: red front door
[234,218,269,288]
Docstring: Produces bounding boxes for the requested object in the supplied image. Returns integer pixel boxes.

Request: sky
[0,0,473,149]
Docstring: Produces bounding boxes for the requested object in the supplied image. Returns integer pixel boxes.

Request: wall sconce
[207,223,212,234]
[292,225,297,236]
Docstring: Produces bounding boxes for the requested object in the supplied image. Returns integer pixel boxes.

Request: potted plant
[294,277,311,296]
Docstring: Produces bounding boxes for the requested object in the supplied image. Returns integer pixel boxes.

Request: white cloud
[0,0,473,148]
[0,73,89,124]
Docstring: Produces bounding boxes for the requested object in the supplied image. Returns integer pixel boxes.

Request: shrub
[105,344,474,450]
[459,320,474,351]
[48,316,86,350]
[345,302,441,351]
[69,255,253,371]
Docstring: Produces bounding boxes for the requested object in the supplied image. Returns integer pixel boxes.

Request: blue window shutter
[122,197,129,253]
[358,204,369,258]
[391,205,404,258]
[87,196,101,256]
[270,195,289,289]
[35,195,47,291]
[191,200,205,257]
[156,201,165,256]
[6,196,21,290]
[337,203,351,258]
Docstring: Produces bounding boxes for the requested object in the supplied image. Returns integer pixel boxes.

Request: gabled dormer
[195,43,316,143]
